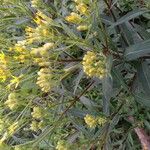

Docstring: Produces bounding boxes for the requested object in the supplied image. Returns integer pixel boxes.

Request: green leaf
[79,96,98,109]
[73,70,84,95]
[68,108,87,118]
[124,39,150,61]
[100,14,113,25]
[134,93,150,107]
[133,23,150,39]
[112,69,129,93]
[110,9,149,28]
[137,61,150,96]
[102,75,113,116]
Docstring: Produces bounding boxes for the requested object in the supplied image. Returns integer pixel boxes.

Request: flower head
[30,121,39,131]
[31,106,43,119]
[76,3,88,15]
[84,114,97,128]
[31,42,55,57]
[34,11,52,26]
[8,121,19,135]
[82,51,107,78]
[36,68,55,92]
[65,12,82,24]
[5,93,19,110]
[98,117,107,126]
[56,140,68,150]
[77,25,89,31]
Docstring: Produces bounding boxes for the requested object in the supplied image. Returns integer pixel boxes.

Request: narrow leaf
[124,39,150,61]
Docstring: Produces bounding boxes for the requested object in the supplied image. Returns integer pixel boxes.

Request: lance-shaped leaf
[102,75,113,116]
[137,61,150,96]
[110,9,149,28]
[124,39,150,61]
[134,93,150,108]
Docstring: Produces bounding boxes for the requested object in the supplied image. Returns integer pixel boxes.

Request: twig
[61,80,95,116]
[57,59,82,62]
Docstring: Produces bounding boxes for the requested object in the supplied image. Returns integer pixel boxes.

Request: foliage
[0,0,150,149]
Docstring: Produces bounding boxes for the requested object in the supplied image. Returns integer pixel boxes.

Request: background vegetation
[0,0,150,149]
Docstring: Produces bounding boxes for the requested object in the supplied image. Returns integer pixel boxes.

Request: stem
[32,81,95,146]
[61,80,95,116]
[57,59,82,62]
[103,0,129,46]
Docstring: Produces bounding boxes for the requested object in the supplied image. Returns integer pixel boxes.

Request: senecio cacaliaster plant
[0,0,150,149]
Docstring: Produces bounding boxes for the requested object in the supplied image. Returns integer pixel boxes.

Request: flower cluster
[5,93,19,110]
[31,0,43,8]
[98,117,108,126]
[84,114,107,128]
[0,121,19,144]
[30,120,40,131]
[65,0,90,31]
[82,51,107,78]
[0,53,10,82]
[84,114,97,128]
[36,68,55,93]
[31,42,55,57]
[25,11,54,44]
[31,106,43,119]
[8,121,19,135]
[10,41,30,63]
[56,140,69,150]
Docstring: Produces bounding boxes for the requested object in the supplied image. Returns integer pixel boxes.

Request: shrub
[0,0,150,149]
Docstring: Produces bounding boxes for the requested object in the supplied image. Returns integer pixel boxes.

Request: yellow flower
[98,117,107,126]
[34,11,53,26]
[0,132,8,143]
[31,106,43,119]
[5,93,19,110]
[0,68,9,82]
[34,58,51,67]
[31,42,55,57]
[76,3,88,15]
[56,141,68,150]
[9,47,13,51]
[25,26,34,33]
[7,75,24,89]
[26,38,35,44]
[36,68,54,92]
[25,26,39,42]
[42,29,50,36]
[77,25,88,31]
[13,54,28,63]
[25,25,53,44]
[30,121,39,131]
[84,114,97,128]
[0,52,7,65]
[0,119,5,133]
[16,40,27,47]
[65,12,82,24]
[38,120,46,129]
[0,52,10,82]
[14,45,27,53]
[8,121,19,135]
[31,0,39,8]
[82,51,107,78]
